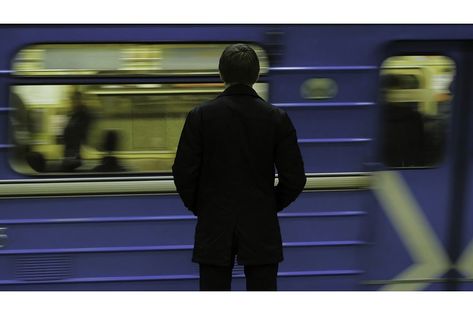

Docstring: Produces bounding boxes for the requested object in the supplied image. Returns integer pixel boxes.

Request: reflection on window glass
[10,83,268,174]
[381,56,455,167]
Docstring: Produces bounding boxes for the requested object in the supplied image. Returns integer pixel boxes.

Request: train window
[10,43,269,175]
[300,78,338,99]
[380,55,455,168]
[10,83,269,174]
[12,43,269,77]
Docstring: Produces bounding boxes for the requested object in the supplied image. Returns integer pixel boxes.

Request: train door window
[10,44,269,175]
[380,55,455,168]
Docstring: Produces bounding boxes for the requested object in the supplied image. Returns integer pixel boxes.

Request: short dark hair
[218,44,260,86]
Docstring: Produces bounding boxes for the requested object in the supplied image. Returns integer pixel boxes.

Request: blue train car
[0,24,472,290]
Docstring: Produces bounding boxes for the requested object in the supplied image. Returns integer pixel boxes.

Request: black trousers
[199,262,278,291]
[198,230,279,291]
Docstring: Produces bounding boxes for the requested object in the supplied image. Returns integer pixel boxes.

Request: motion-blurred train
[0,25,472,290]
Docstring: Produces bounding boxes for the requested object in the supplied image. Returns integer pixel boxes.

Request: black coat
[172,84,306,266]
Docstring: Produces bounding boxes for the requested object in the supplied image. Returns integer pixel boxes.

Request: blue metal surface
[275,102,375,107]
[284,105,376,139]
[270,66,378,71]
[299,142,372,172]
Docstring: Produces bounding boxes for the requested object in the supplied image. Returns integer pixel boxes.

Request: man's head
[218,43,260,86]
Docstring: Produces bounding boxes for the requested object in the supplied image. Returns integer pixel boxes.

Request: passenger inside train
[381,55,454,168]
[62,90,93,172]
[92,130,126,172]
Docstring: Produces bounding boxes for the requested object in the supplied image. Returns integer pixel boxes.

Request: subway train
[0,25,472,290]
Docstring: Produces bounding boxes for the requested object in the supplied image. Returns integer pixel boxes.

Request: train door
[454,44,473,291]
[364,41,473,290]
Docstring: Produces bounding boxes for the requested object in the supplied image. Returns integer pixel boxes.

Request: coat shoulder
[198,94,286,118]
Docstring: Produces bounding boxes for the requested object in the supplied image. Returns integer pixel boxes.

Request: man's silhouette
[172,44,306,291]
[62,91,93,171]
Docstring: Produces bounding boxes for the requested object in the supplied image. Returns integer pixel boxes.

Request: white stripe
[373,171,450,290]
[0,174,372,197]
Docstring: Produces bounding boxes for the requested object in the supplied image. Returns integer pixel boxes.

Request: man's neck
[225,83,253,88]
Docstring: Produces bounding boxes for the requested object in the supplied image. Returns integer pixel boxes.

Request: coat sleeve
[172,107,203,215]
[274,110,306,212]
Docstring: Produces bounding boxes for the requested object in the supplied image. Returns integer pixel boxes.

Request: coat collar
[218,84,260,98]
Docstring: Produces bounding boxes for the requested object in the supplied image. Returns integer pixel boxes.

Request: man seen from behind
[172,43,306,291]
